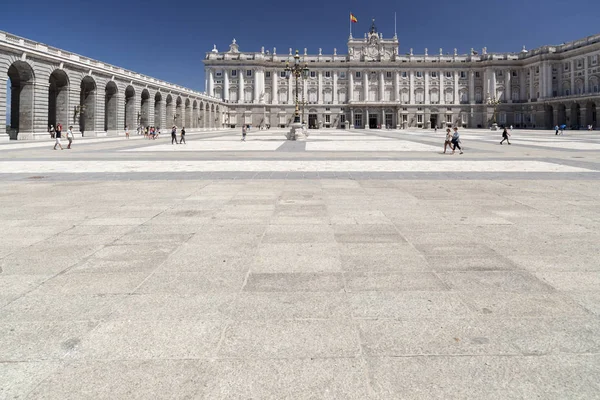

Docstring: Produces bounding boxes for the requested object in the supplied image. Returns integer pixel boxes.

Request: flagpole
[349,12,352,38]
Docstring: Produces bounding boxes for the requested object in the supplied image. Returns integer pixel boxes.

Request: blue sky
[3,0,600,92]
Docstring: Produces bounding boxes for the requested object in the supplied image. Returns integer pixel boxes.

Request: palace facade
[204,22,600,130]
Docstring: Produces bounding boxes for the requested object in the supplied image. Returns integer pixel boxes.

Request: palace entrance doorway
[308,113,318,129]
[369,115,378,129]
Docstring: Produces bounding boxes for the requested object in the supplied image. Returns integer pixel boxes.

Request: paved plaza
[1,128,600,399]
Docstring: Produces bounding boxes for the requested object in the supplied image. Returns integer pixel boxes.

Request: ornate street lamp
[284,50,309,124]
[487,96,501,130]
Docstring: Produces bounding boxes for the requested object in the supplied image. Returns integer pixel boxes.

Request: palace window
[340,115,346,124]
[447,72,453,78]
[577,59,583,68]
[460,71,466,78]
[325,115,330,123]
[310,71,316,78]
[564,63,569,71]
[416,71,423,78]
[592,55,598,66]
[355,71,361,78]
[535,66,539,74]
[325,71,331,78]
[498,71,503,77]
[512,71,518,77]
[475,72,480,78]
[431,72,437,78]
[280,71,286,78]
[339,71,346,79]
[231,70,237,77]
[246,70,252,77]
[265,71,271,78]
[417,115,423,123]
[386,71,392,78]
[215,71,222,77]
[402,71,407,78]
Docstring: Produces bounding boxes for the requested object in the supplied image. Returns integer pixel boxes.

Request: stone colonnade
[1,32,226,140]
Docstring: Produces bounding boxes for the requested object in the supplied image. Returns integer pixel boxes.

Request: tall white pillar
[409,71,415,104]
[439,71,445,105]
[424,72,430,104]
[272,70,278,105]
[505,70,512,102]
[317,70,323,104]
[333,71,338,104]
[394,71,400,102]
[348,70,354,102]
[288,74,293,104]
[491,69,497,99]
[363,70,369,101]
[208,69,215,97]
[239,69,245,104]
[453,71,459,105]
[469,70,475,104]
[379,71,385,102]
[223,70,230,101]
[254,69,260,103]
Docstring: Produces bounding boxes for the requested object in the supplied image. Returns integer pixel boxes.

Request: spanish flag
[350,13,358,23]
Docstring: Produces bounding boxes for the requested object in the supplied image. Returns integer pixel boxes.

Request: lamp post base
[286,121,307,141]
[490,123,499,131]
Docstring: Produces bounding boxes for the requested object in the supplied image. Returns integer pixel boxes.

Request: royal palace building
[205,22,600,130]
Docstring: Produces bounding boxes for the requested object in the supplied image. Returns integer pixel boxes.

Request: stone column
[424,72,430,104]
[520,69,527,101]
[409,70,415,104]
[505,70,512,102]
[529,66,535,100]
[365,108,370,129]
[223,70,229,101]
[208,69,214,97]
[557,64,563,96]
[318,70,323,104]
[453,71,459,105]
[379,71,384,102]
[491,69,497,99]
[254,69,260,103]
[363,70,368,101]
[93,87,105,137]
[394,71,399,102]
[439,71,445,105]
[570,60,575,96]
[348,71,354,102]
[239,69,245,104]
[160,100,166,131]
[147,95,155,131]
[116,93,125,133]
[0,77,7,139]
[333,71,338,104]
[287,74,293,104]
[272,70,278,105]
[468,70,475,104]
[350,108,354,129]
[32,82,50,139]
[584,57,589,94]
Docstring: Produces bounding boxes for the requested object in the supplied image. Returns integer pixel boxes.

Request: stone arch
[585,100,597,128]
[165,94,173,127]
[79,75,97,134]
[184,98,191,129]
[175,96,183,127]
[48,69,69,130]
[140,89,150,127]
[6,60,36,136]
[192,100,198,129]
[544,104,554,129]
[104,81,118,132]
[154,92,163,128]
[124,85,135,129]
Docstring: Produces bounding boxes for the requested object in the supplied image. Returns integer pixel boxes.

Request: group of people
[49,123,74,150]
[442,127,464,154]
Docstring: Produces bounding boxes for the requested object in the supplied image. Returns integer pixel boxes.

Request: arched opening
[205,103,209,129]
[184,98,191,128]
[175,96,183,127]
[544,105,554,129]
[216,105,220,128]
[571,103,581,129]
[79,76,96,135]
[165,95,173,127]
[7,61,35,138]
[104,81,118,132]
[48,69,69,130]
[140,89,150,128]
[192,100,198,129]
[210,104,215,129]
[199,102,204,129]
[154,92,163,128]
[557,104,567,126]
[124,85,135,129]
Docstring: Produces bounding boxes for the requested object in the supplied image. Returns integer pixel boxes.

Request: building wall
[0,31,226,140]
[205,31,600,130]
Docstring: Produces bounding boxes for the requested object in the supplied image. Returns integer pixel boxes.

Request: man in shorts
[53,126,64,150]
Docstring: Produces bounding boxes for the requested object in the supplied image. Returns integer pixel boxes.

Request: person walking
[180,127,186,144]
[241,125,247,141]
[66,126,74,149]
[125,125,130,139]
[53,126,64,150]
[49,125,55,139]
[500,127,511,145]
[171,126,178,144]
[443,128,453,153]
[451,127,463,154]
[555,125,559,135]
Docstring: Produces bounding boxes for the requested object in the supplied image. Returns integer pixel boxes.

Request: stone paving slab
[1,129,600,398]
